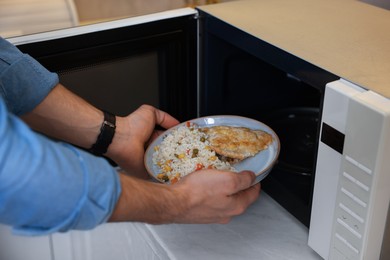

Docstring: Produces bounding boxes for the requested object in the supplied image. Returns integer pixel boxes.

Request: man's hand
[109,170,260,224]
[106,105,179,179]
[171,170,260,224]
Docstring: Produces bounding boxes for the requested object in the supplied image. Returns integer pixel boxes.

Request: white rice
[152,122,236,183]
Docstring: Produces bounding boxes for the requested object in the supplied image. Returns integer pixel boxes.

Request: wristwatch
[89,110,116,155]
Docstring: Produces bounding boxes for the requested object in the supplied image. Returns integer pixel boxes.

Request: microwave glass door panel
[59,52,159,117]
[10,8,198,122]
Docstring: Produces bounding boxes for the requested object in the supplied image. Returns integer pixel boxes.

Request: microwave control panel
[329,86,390,260]
[309,79,390,260]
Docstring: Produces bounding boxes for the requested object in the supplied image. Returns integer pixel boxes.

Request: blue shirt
[0,37,121,235]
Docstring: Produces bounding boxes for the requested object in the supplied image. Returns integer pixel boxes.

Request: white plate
[144,115,280,184]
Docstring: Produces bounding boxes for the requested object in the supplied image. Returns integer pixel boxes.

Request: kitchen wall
[0,0,79,38]
[0,0,224,38]
[74,0,187,23]
[74,0,225,24]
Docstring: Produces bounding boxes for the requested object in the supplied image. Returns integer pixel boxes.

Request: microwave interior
[198,12,338,226]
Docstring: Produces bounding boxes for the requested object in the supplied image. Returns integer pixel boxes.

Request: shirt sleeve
[0,37,59,116]
[0,37,122,235]
[0,96,121,236]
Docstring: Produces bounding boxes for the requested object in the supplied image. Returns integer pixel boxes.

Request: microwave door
[309,79,390,260]
[8,8,198,122]
[1,8,199,260]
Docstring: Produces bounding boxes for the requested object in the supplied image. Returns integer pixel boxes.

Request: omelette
[200,126,273,161]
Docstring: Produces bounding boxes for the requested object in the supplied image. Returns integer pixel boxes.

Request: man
[0,37,260,235]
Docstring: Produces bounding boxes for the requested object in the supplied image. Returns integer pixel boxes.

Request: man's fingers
[233,170,257,192]
[154,108,180,129]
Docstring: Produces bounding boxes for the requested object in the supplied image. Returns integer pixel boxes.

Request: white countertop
[55,192,322,260]
[0,192,322,260]
[145,192,322,260]
[1,192,322,260]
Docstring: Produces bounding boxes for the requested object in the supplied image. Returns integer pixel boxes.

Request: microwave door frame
[8,8,199,122]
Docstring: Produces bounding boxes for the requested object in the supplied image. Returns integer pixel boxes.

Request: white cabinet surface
[0,225,52,260]
[0,193,321,260]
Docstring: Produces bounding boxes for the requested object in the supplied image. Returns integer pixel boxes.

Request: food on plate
[152,122,235,184]
[200,126,273,161]
[152,121,273,184]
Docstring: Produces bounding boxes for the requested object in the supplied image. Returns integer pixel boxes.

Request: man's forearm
[108,173,184,224]
[21,83,103,149]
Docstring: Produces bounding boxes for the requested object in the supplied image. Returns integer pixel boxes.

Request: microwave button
[341,187,367,208]
[335,211,365,244]
[333,234,360,259]
[336,204,365,232]
[343,159,373,192]
[335,233,360,255]
[333,217,363,258]
[339,194,366,221]
[340,173,370,207]
[342,171,370,192]
[337,218,362,239]
[345,155,372,175]
[334,204,365,251]
[330,247,348,260]
[336,195,367,243]
[339,203,365,224]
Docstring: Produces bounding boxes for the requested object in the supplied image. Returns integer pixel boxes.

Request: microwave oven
[6,0,390,259]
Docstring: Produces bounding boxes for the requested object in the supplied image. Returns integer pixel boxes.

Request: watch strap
[90,111,116,155]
